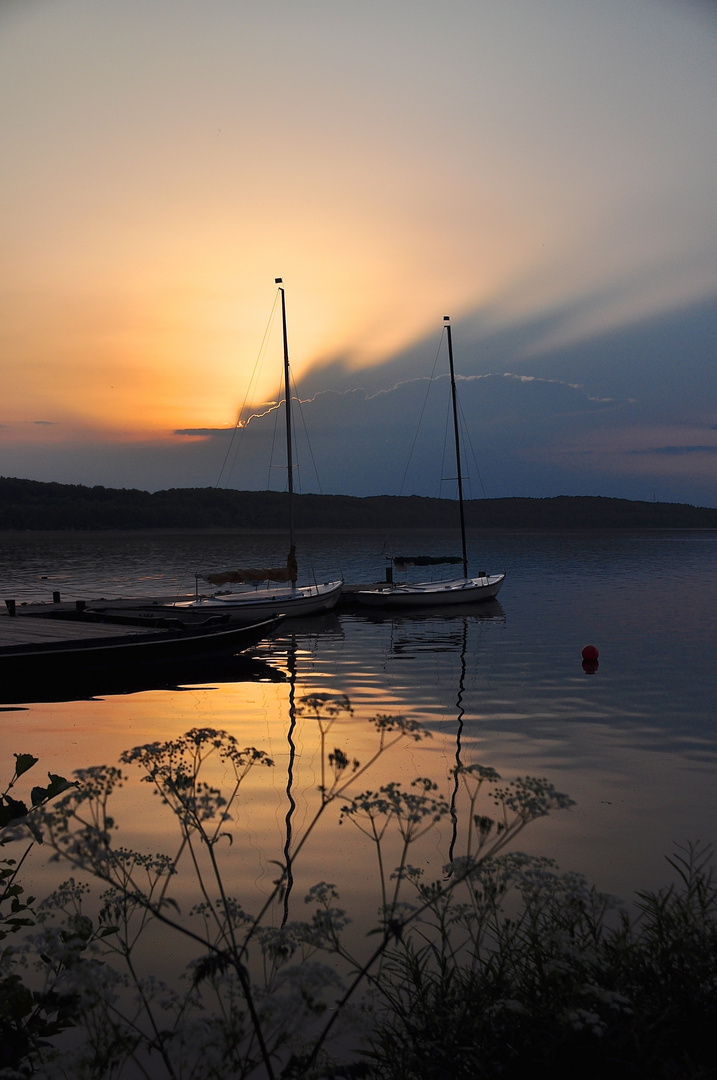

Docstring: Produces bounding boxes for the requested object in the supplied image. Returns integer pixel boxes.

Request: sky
[1,0,716,506]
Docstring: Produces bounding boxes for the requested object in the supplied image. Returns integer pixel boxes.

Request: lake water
[1,527,716,917]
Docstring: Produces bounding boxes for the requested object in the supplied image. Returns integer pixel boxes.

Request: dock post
[53,591,61,603]
[5,599,16,616]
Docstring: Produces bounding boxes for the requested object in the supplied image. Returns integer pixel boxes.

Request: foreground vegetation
[2,700,716,1079]
[2,476,716,531]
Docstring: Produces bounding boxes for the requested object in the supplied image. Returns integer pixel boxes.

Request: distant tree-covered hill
[1,477,716,531]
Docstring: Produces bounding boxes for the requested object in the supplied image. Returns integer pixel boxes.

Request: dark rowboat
[0,613,283,686]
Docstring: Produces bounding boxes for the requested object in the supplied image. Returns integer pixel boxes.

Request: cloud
[3,291,717,507]
[174,428,231,437]
[197,372,620,498]
[205,294,717,505]
[628,445,717,457]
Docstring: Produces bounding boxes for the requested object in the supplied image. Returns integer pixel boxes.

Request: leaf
[14,754,39,778]
[31,774,75,806]
[191,950,232,987]
[6,917,34,930]
[0,796,29,827]
[46,773,75,796]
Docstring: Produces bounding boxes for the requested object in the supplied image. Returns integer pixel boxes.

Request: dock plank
[0,612,161,649]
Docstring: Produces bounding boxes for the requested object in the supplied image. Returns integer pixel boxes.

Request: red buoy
[582,644,599,661]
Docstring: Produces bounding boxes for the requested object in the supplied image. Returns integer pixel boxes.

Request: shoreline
[2,524,717,539]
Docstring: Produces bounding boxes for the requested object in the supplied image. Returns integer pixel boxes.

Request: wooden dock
[0,609,164,650]
[2,583,391,626]
[0,595,284,660]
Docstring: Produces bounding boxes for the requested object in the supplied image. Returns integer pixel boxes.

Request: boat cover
[392,555,462,569]
[205,547,299,585]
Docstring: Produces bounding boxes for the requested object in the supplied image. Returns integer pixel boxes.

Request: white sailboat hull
[356,573,505,609]
[173,579,344,620]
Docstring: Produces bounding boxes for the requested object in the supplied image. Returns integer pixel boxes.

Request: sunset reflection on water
[2,530,717,922]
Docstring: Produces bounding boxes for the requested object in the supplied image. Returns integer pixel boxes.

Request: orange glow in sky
[1,0,716,499]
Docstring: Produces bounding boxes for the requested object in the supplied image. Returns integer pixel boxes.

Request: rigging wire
[266,366,284,492]
[291,371,346,582]
[439,388,455,499]
[455,385,487,500]
[438,370,488,502]
[214,292,281,488]
[375,330,442,565]
[384,327,455,566]
[397,332,444,497]
[264,359,323,497]
[390,325,489,570]
[291,370,323,496]
[214,286,341,580]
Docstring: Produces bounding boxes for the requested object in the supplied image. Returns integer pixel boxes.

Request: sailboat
[173,280,343,621]
[356,316,505,609]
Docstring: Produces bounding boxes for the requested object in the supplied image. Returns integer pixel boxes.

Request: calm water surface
[1,528,716,913]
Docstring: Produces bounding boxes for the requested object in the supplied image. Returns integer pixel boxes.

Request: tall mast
[276,278,295,560]
[444,316,468,578]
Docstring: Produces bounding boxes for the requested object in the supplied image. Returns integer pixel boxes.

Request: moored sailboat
[174,280,343,620]
[356,316,505,609]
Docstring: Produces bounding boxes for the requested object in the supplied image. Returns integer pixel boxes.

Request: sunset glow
[1,0,716,502]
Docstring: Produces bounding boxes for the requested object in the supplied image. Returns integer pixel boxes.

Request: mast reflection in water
[2,528,717,911]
